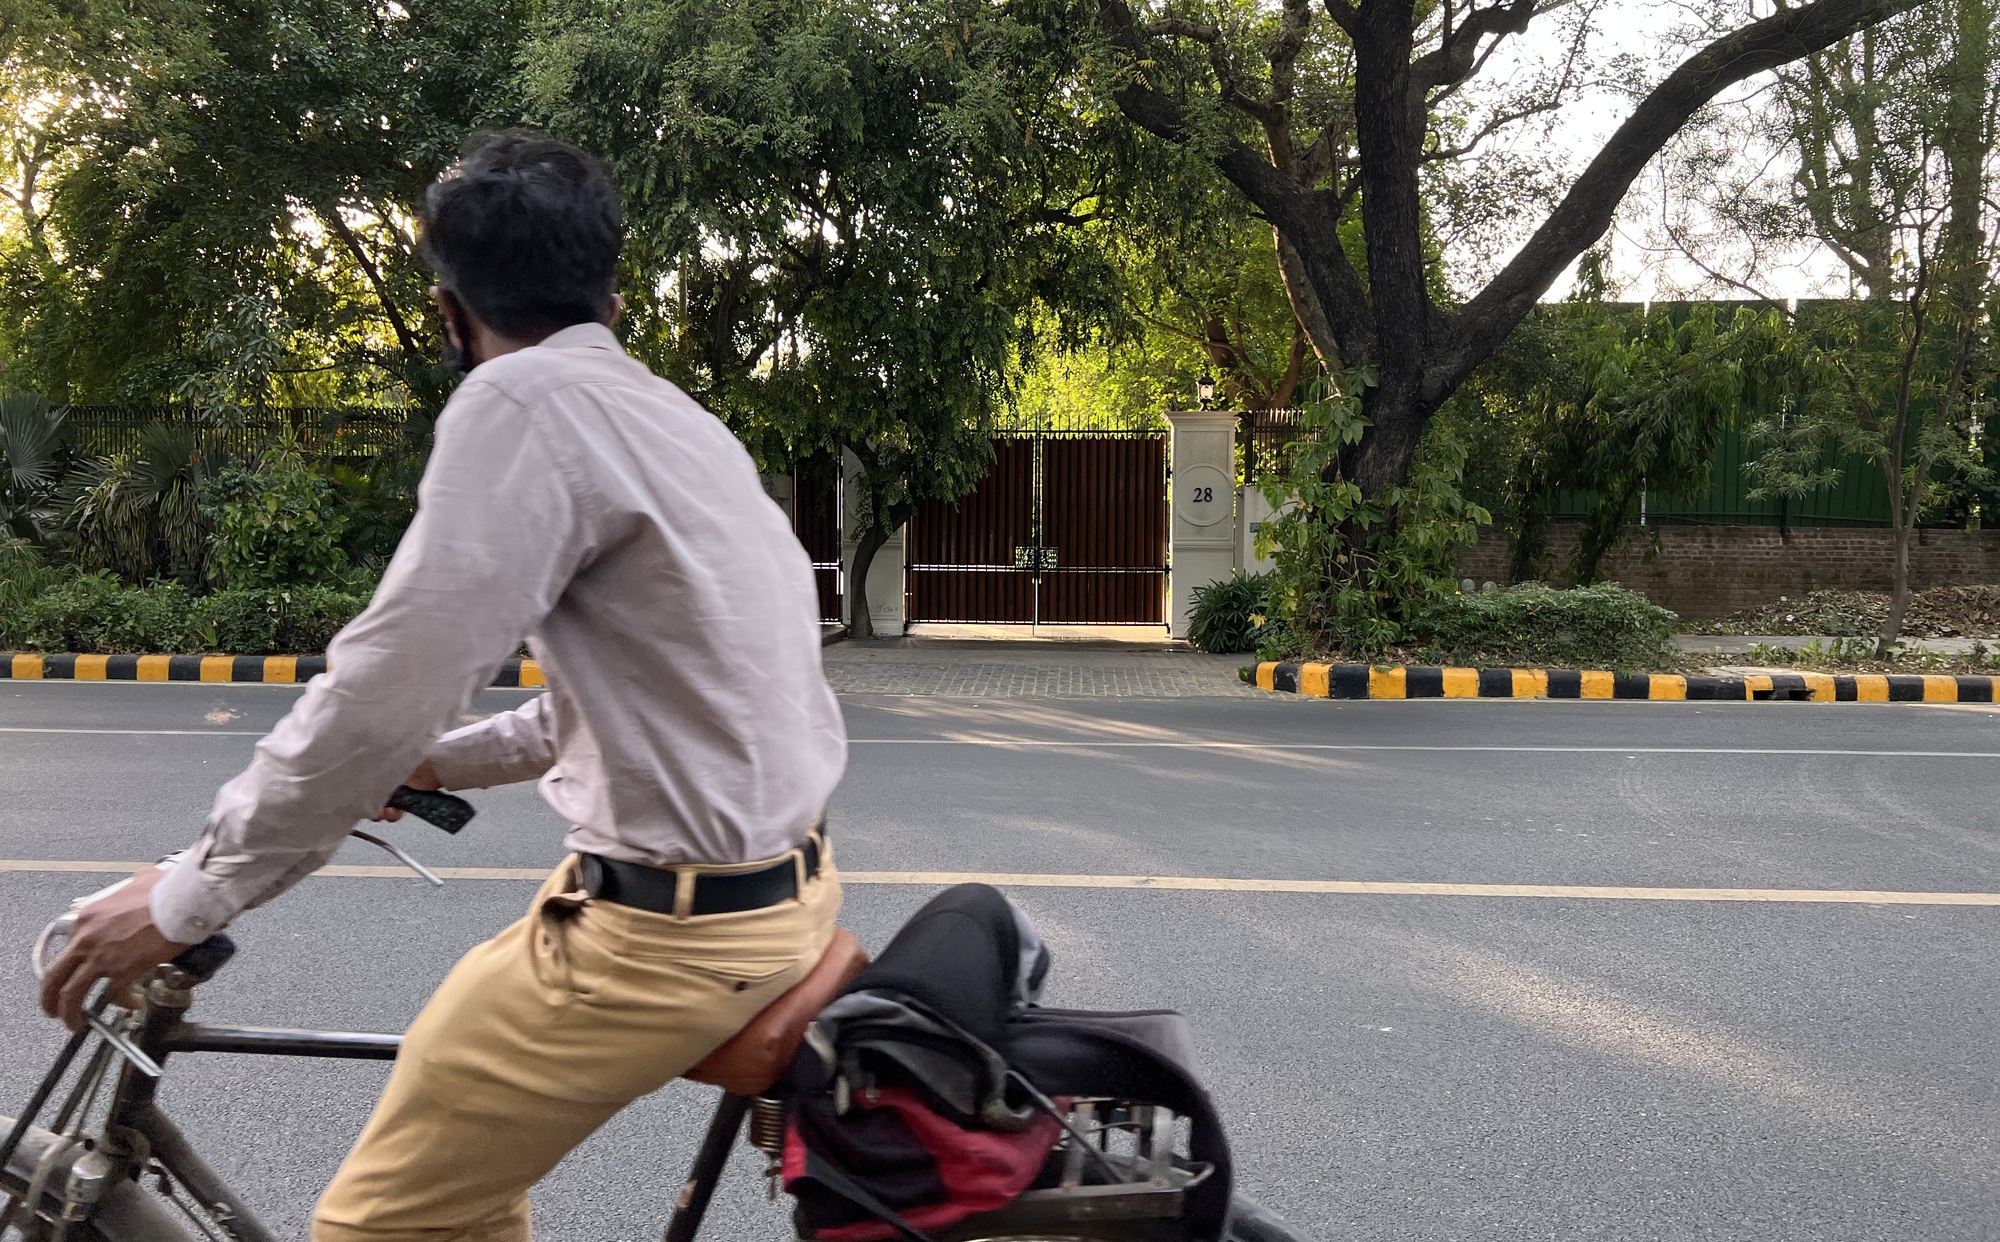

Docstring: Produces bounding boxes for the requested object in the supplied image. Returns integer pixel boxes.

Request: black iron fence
[60,406,420,463]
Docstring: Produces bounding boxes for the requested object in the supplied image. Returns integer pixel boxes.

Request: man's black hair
[423,130,624,338]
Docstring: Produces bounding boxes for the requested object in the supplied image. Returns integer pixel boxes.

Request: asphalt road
[1,681,1996,1241]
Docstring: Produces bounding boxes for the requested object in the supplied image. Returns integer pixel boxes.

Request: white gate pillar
[1165,411,1240,639]
[840,448,906,636]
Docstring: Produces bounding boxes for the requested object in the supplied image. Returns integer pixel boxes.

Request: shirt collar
[538,321,621,352]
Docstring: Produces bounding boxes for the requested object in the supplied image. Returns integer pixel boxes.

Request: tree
[0,0,527,407]
[1487,291,1821,587]
[527,0,1118,636]
[1708,2,2000,653]
[1086,0,1923,512]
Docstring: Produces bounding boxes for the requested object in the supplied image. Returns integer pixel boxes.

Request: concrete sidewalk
[821,636,1264,698]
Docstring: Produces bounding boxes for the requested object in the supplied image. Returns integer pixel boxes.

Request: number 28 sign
[1175,464,1231,528]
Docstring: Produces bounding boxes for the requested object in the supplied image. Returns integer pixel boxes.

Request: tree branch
[1441,0,1925,404]
[1411,0,1537,98]
[318,206,423,361]
[1097,0,1373,360]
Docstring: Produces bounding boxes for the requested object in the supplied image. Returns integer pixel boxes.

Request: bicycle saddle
[683,928,869,1096]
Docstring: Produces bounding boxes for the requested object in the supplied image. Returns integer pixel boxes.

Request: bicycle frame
[56,975,403,1242]
[9,972,753,1242]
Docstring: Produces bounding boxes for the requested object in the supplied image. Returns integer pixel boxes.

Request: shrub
[200,450,349,590]
[0,574,370,655]
[1187,573,1273,653]
[10,573,204,653]
[199,586,371,653]
[1414,582,1678,670]
[0,538,65,647]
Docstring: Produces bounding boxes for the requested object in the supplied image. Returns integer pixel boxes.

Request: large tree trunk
[844,501,911,640]
[1100,0,1923,504]
[846,516,891,640]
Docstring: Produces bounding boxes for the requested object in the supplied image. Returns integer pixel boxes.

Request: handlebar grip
[170,935,236,984]
[386,786,475,834]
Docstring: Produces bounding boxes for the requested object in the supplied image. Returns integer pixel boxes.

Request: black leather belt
[577,835,823,916]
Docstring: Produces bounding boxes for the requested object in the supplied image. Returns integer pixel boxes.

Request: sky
[1460,0,1853,304]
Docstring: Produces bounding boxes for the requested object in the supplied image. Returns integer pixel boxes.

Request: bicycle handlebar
[170,934,237,984]
[386,786,476,834]
[29,789,471,982]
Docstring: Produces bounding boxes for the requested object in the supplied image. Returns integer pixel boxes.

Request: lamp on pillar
[1196,372,1215,410]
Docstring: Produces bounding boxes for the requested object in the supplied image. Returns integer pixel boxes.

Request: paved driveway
[1,680,1995,1241]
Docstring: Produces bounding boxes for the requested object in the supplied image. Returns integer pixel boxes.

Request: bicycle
[3,799,1308,1242]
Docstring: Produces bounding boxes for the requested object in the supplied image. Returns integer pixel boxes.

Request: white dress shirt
[150,323,847,943]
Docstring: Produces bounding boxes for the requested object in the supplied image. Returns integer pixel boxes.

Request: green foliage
[0,0,529,406]
[1468,265,1828,586]
[5,572,201,653]
[0,536,62,645]
[0,572,369,654]
[0,391,69,543]
[1186,572,1272,654]
[200,449,350,591]
[1415,583,1679,671]
[1253,375,1489,660]
[62,422,217,585]
[196,586,373,654]
[327,419,431,569]
[526,0,1117,557]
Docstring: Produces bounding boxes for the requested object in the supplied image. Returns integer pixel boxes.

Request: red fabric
[785,1086,1063,1241]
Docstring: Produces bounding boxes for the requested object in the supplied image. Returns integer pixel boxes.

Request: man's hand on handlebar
[39,867,192,1033]
[374,760,442,823]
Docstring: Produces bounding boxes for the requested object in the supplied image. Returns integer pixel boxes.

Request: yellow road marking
[73,655,108,680]
[12,654,43,679]
[1441,667,1479,698]
[2,860,1995,905]
[1299,663,1331,697]
[1370,666,1406,699]
[1580,670,1614,699]
[136,655,171,681]
[1854,674,1889,702]
[199,656,234,682]
[265,656,298,683]
[1647,674,1686,700]
[1511,669,1548,698]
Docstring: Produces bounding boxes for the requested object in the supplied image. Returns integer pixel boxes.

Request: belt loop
[792,845,808,898]
[672,867,694,917]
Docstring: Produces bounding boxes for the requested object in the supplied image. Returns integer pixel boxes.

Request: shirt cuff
[149,851,244,945]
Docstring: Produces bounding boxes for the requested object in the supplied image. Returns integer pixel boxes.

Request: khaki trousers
[312,845,841,1242]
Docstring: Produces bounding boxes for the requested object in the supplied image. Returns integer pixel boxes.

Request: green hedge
[1414,583,1678,670]
[1,573,369,654]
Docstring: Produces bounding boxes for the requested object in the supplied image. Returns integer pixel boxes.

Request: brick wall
[1458,525,2000,619]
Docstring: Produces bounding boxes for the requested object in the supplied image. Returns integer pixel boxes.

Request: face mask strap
[438,289,474,378]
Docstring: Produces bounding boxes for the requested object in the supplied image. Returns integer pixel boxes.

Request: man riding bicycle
[38,130,847,1242]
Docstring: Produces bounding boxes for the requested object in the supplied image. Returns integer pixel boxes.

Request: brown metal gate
[907,433,1166,624]
[791,456,843,623]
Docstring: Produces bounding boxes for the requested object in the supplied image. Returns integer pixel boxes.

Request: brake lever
[348,829,446,887]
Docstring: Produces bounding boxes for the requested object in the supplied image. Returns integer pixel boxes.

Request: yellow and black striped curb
[1245,661,2000,704]
[2,653,546,688]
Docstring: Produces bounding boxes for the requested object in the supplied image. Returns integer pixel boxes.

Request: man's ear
[605,293,625,328]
